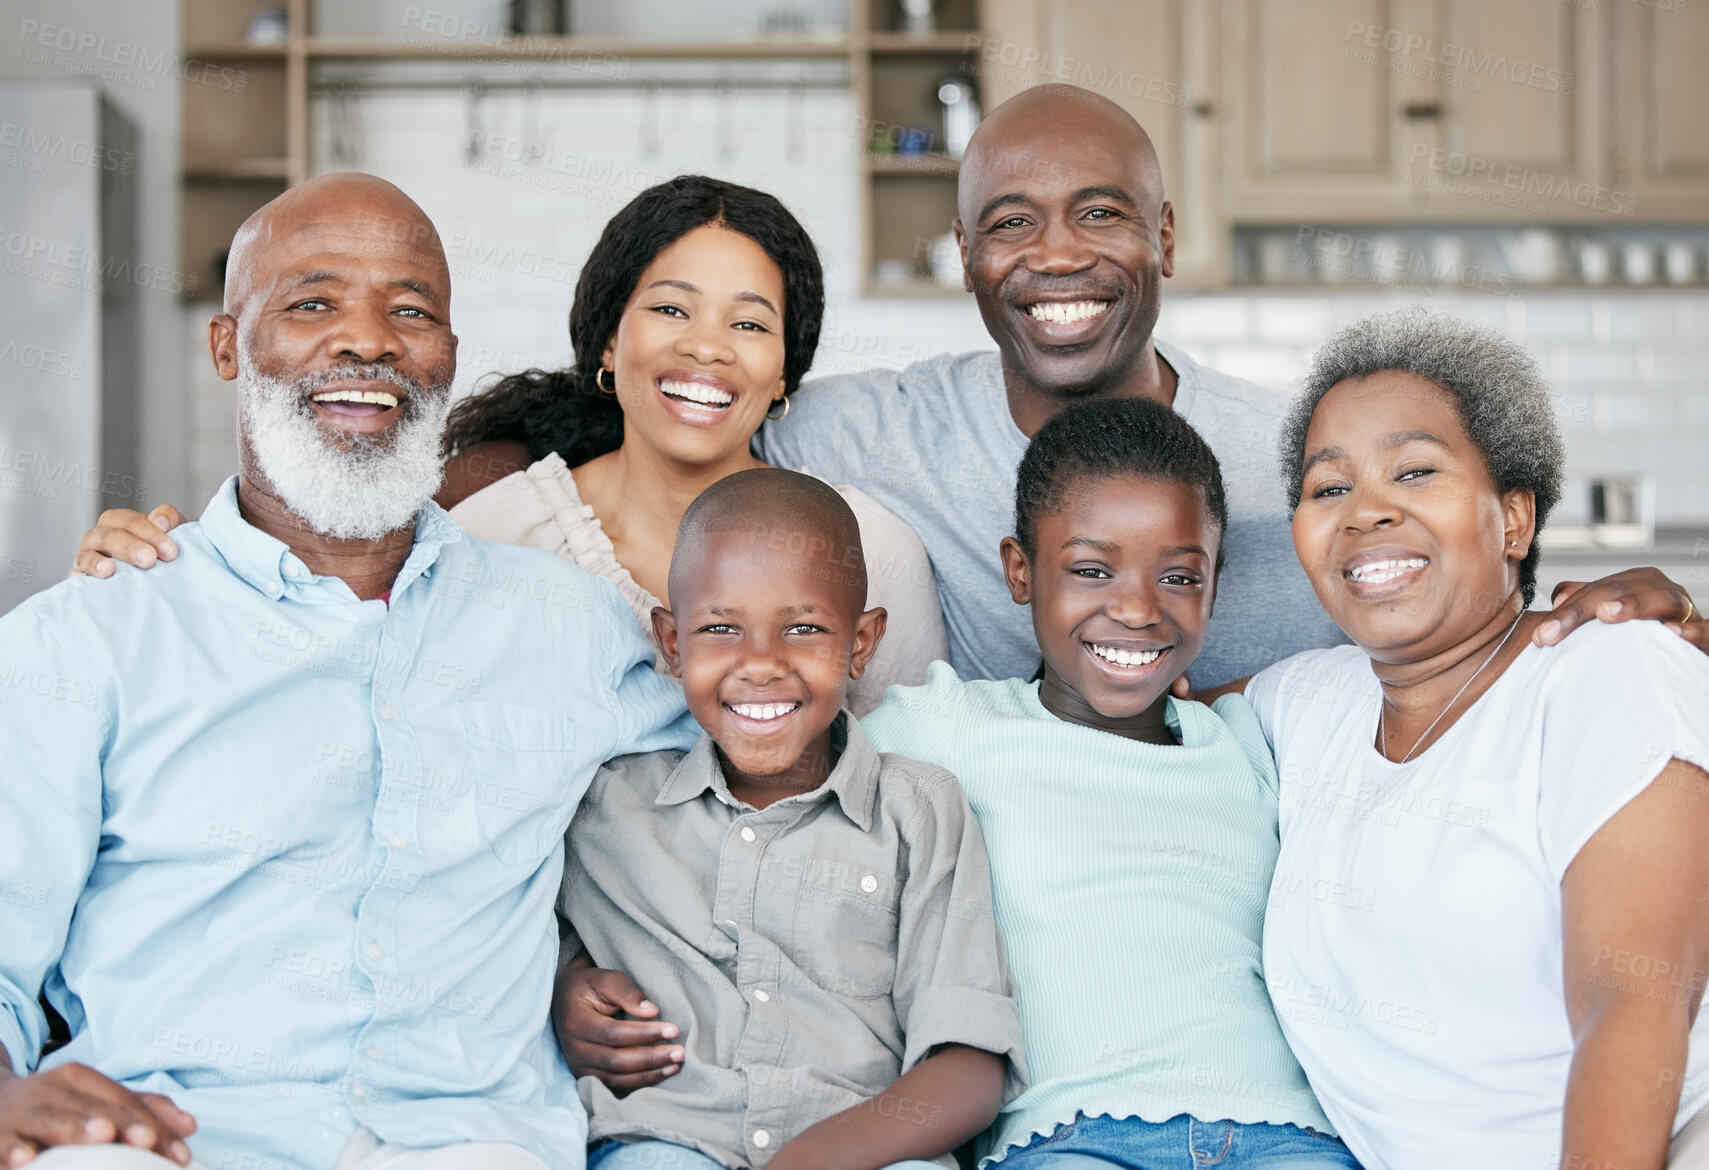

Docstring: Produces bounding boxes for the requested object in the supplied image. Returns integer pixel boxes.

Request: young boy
[558,468,1023,1170]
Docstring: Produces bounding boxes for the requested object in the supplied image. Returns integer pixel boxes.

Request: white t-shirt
[1247,621,1709,1170]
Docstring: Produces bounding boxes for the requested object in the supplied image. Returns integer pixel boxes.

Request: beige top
[448,452,949,716]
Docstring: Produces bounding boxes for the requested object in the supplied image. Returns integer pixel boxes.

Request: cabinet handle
[1402,101,1443,119]
[1192,100,1215,117]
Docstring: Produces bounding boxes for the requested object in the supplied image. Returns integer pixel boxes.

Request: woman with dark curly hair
[440,176,945,713]
[1245,308,1709,1170]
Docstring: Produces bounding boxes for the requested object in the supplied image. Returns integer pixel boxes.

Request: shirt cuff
[901,986,1028,1104]
[0,1006,35,1075]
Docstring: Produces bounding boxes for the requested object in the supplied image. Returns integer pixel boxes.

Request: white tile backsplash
[182,85,1708,524]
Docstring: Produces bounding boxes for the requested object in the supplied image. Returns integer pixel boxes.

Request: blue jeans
[995,1113,1361,1169]
[587,1139,943,1170]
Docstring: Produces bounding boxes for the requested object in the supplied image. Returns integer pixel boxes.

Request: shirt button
[752,989,769,1003]
[388,834,407,850]
[351,1084,367,1099]
[366,1048,383,1061]
[284,560,303,578]
[367,943,383,960]
[740,827,756,843]
[860,874,879,893]
[752,1130,770,1149]
[379,704,395,720]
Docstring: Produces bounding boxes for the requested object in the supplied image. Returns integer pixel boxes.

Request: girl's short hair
[1279,307,1565,606]
[442,175,824,465]
[1014,397,1228,565]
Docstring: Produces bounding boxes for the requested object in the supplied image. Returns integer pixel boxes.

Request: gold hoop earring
[766,396,790,422]
[596,367,617,395]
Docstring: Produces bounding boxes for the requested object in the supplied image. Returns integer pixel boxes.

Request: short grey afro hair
[1279,307,1565,606]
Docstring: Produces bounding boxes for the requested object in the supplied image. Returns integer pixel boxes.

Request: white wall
[1156,289,1709,528]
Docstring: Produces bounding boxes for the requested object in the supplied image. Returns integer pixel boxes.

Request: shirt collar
[198,474,464,601]
[1152,336,1199,417]
[655,712,882,832]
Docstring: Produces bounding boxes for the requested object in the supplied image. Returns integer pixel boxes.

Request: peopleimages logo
[1410,144,1638,218]
[0,121,133,173]
[0,226,199,296]
[1344,20,1574,93]
[15,19,247,93]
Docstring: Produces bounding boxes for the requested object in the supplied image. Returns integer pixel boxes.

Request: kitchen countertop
[1537,527,1709,606]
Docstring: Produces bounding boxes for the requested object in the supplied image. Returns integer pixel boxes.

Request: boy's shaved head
[670,468,867,610]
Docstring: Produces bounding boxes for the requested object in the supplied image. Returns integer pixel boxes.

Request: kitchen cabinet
[1222,0,1430,221]
[1612,1,1709,219]
[1223,0,1613,224]
[1414,0,1613,222]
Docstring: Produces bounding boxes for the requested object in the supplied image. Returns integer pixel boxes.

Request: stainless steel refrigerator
[0,79,140,614]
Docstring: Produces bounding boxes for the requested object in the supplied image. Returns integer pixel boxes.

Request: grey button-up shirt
[561,716,1025,1168]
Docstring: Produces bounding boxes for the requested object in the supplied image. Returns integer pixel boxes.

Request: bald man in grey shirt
[759,85,1343,689]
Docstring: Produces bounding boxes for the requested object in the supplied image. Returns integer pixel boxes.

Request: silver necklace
[1379,608,1526,764]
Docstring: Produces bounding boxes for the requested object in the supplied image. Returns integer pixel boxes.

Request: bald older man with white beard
[0,173,693,1170]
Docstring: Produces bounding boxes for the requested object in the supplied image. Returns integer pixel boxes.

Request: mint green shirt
[861,663,1331,1163]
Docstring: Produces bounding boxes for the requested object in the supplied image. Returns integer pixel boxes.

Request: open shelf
[868,32,978,53]
[185,158,291,181]
[304,36,853,60]
[181,0,991,300]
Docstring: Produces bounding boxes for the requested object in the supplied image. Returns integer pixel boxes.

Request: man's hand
[0,1062,196,1166]
[1535,568,1707,654]
[551,961,683,1094]
[71,507,189,578]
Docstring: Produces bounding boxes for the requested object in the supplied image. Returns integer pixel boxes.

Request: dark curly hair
[1014,397,1229,567]
[1279,307,1565,606]
[441,175,824,466]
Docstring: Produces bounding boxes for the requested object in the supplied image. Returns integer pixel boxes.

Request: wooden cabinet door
[1612,1,1709,219]
[1221,0,1433,221]
[976,0,1223,283]
[1419,0,1613,222]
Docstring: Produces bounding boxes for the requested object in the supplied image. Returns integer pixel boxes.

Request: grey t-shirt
[756,342,1346,688]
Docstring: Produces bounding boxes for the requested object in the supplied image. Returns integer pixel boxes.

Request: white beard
[237,348,451,541]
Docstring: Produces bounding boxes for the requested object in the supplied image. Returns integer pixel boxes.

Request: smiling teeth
[1090,644,1163,667]
[730,702,799,721]
[1348,558,1428,584]
[661,380,734,407]
[312,389,398,408]
[1027,301,1109,325]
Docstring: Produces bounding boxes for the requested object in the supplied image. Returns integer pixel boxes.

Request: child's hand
[552,963,685,1095]
[0,1063,196,1165]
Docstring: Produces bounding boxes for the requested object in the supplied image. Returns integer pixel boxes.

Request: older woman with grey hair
[1241,308,1709,1170]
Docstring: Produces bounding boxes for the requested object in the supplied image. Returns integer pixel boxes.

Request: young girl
[852,397,1355,1168]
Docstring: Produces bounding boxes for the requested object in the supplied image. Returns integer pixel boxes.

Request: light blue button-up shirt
[0,477,695,1170]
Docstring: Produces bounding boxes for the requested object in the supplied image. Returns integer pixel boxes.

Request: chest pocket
[459,700,577,867]
[789,855,902,999]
